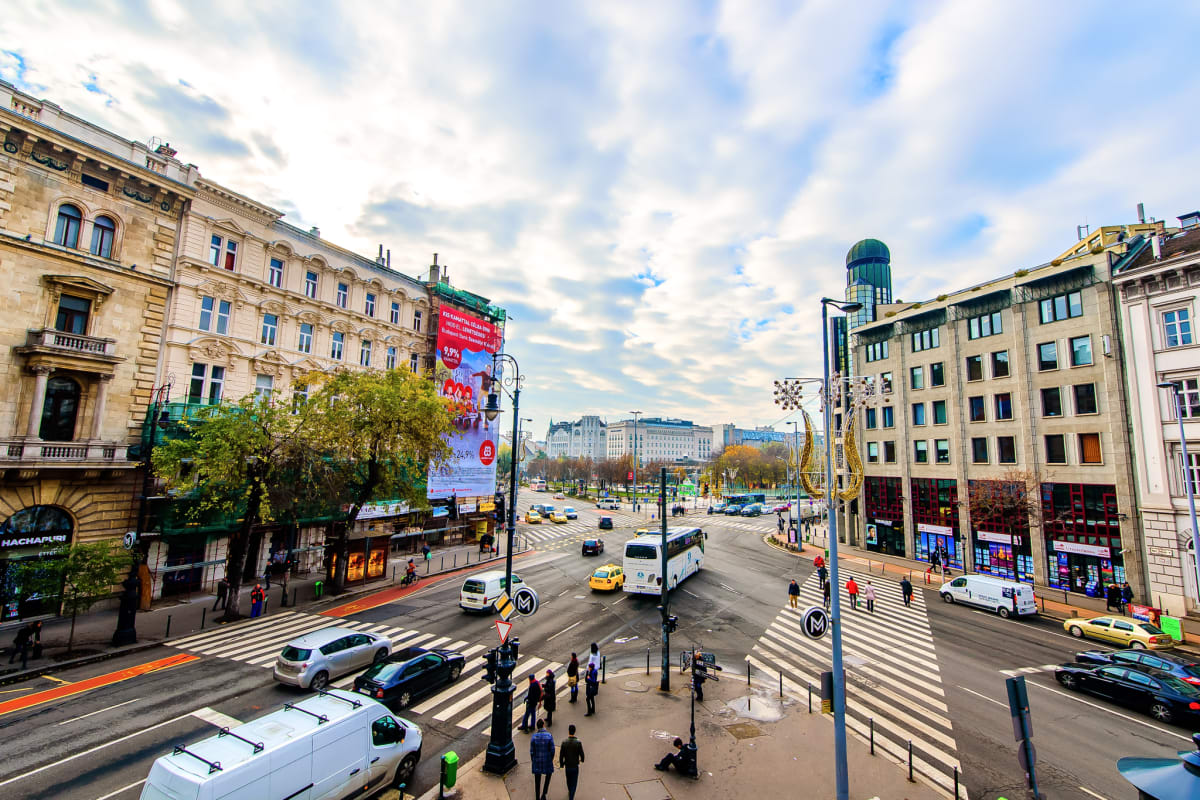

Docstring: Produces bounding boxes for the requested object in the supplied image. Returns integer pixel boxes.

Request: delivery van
[139,689,421,800]
[459,570,525,613]
[939,574,1037,619]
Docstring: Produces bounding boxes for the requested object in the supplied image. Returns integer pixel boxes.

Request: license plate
[358,686,373,696]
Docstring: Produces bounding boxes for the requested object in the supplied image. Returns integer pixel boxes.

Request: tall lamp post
[1158,381,1200,602]
[789,420,802,542]
[630,410,642,511]
[481,352,524,775]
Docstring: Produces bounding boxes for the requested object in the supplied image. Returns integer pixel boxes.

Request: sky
[4,1,1200,441]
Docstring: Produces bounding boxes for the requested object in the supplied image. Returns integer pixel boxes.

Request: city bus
[622,526,706,594]
[529,478,547,492]
[725,493,766,507]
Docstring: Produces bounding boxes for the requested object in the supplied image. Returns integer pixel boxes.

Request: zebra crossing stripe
[432,657,545,722]
[169,612,301,648]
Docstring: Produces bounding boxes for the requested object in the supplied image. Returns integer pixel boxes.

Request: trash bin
[313,580,323,599]
[442,751,459,788]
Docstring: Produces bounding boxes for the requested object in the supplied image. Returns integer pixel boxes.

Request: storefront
[0,505,73,621]
[911,478,963,569]
[972,529,1034,583]
[1042,483,1126,597]
[863,477,905,557]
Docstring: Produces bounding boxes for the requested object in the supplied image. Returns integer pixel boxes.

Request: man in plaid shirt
[530,718,555,800]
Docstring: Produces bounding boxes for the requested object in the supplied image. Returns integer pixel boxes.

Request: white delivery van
[459,570,524,613]
[940,575,1037,619]
[139,690,421,800]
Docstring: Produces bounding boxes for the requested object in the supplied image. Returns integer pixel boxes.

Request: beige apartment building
[849,240,1147,600]
[0,81,194,620]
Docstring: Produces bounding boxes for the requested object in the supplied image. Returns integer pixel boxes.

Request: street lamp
[629,410,642,511]
[481,352,523,776]
[1158,381,1200,603]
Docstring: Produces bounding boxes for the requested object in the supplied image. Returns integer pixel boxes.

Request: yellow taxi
[524,510,542,524]
[549,510,569,524]
[1064,615,1176,650]
[589,564,625,592]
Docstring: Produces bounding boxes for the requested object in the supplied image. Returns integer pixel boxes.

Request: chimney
[1137,203,1145,224]
[1151,234,1162,260]
[428,253,440,284]
[310,226,320,238]
[386,249,391,267]
[377,244,385,266]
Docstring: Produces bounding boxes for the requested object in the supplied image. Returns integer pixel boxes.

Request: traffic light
[509,637,520,662]
[666,615,679,633]
[482,649,498,683]
[449,495,458,520]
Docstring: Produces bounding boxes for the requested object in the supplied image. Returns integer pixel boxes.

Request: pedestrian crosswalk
[748,571,964,798]
[999,663,1059,677]
[520,520,595,542]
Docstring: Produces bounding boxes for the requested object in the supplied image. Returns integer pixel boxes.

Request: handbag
[32,643,43,659]
[567,675,577,688]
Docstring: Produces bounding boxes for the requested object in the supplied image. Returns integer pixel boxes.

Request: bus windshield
[625,543,658,560]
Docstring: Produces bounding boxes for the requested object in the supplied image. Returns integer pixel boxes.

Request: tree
[967,470,1043,531]
[496,444,513,482]
[15,541,132,654]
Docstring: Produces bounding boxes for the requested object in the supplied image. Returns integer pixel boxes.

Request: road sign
[801,606,830,639]
[495,591,516,620]
[495,619,513,644]
[122,531,138,550]
[512,586,539,616]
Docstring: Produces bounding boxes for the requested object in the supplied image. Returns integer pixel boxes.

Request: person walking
[558,724,585,800]
[587,642,601,677]
[213,576,229,611]
[928,548,940,581]
[813,553,825,570]
[8,621,37,669]
[584,663,599,716]
[817,564,828,592]
[846,577,859,610]
[263,562,272,589]
[542,669,557,726]
[249,583,266,618]
[530,718,555,800]
[823,579,831,610]
[1120,582,1135,614]
[691,651,707,701]
[864,580,876,613]
[1105,582,1121,612]
[564,652,578,705]
[788,579,800,609]
[900,576,914,608]
[520,673,543,731]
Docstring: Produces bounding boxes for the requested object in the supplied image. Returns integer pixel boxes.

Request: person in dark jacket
[558,724,585,800]
[520,673,543,731]
[822,579,831,609]
[817,564,828,591]
[1105,582,1121,612]
[542,669,557,726]
[8,621,37,669]
[529,719,555,800]
[787,579,800,609]
[900,576,914,608]
[584,663,599,716]
[654,737,685,771]
[566,653,579,703]
[213,576,229,611]
[1120,582,1135,614]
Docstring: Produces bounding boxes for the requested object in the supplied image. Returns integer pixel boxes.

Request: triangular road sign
[495,619,514,645]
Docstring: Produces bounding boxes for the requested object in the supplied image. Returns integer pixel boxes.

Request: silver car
[273,627,392,691]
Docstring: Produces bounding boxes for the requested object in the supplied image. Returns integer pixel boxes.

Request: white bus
[623,526,705,594]
[529,478,547,492]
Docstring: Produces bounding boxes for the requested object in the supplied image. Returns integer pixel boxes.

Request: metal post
[870,718,874,754]
[647,647,650,675]
[746,659,750,686]
[201,608,206,630]
[908,740,914,782]
[954,766,959,799]
[165,614,171,638]
[808,682,812,713]
[779,670,783,697]
[602,655,606,684]
[659,467,670,692]
[292,587,297,607]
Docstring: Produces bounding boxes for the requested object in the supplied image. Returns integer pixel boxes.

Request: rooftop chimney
[386,249,391,267]
[428,253,440,284]
[310,226,320,238]
[1137,203,1146,224]
[1151,234,1162,260]
[377,244,385,266]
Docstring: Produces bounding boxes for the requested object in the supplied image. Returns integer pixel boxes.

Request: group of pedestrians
[1104,581,1136,614]
[6,620,42,670]
[524,643,601,800]
[790,552,916,613]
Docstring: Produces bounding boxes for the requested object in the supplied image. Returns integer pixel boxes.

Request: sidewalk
[421,666,947,800]
[0,537,527,683]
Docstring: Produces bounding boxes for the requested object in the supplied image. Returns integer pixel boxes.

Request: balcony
[16,328,124,373]
[0,438,133,469]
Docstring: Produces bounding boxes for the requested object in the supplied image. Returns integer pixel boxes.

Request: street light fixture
[629,410,642,511]
[1158,381,1200,603]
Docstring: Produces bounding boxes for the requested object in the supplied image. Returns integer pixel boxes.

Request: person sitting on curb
[654,737,685,771]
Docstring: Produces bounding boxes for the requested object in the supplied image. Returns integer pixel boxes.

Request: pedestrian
[542,669,557,726]
[777,514,784,533]
[530,718,555,800]
[587,642,601,676]
[823,580,831,609]
[939,546,952,577]
[817,564,828,591]
[8,621,36,669]
[654,737,685,772]
[567,653,579,703]
[1105,582,1121,612]
[691,651,707,701]
[263,563,272,589]
[520,673,543,731]
[864,580,876,613]
[249,583,266,618]
[900,576,913,608]
[813,554,825,570]
[584,663,599,716]
[422,543,431,562]
[846,577,859,610]
[1121,582,1134,614]
[787,579,800,609]
[213,575,229,611]
[558,724,585,800]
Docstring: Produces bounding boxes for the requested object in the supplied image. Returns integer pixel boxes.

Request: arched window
[39,377,80,441]
[90,215,116,258]
[53,204,82,248]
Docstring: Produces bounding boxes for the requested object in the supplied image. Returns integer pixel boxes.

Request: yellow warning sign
[495,591,515,620]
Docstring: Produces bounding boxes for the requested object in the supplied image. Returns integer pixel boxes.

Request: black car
[582,538,605,556]
[353,646,466,709]
[1075,649,1200,688]
[598,516,613,530]
[1055,662,1200,725]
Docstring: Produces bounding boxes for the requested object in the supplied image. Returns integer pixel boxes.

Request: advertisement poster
[427,306,503,499]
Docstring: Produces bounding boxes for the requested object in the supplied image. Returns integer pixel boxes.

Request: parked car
[740,503,763,517]
[1064,615,1176,649]
[554,493,565,499]
[596,499,621,510]
[589,564,625,591]
[549,510,569,523]
[724,504,744,515]
[273,627,392,691]
[1054,662,1200,725]
[525,510,542,524]
[354,646,466,708]
[459,571,526,613]
[563,507,578,519]
[709,502,727,514]
[598,516,614,530]
[582,538,605,556]
[1074,650,1200,686]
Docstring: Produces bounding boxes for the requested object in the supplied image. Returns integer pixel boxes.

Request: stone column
[90,374,112,440]
[26,365,52,438]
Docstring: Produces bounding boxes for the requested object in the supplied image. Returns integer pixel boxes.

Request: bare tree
[967,469,1043,531]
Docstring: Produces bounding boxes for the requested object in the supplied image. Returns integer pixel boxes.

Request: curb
[761,533,809,558]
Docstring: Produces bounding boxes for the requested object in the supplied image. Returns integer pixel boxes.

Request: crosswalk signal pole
[659,467,670,692]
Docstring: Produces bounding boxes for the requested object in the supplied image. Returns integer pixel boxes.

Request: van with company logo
[459,570,525,613]
[940,574,1037,619]
[139,689,421,800]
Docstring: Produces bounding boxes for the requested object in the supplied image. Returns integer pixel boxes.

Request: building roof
[846,238,891,268]
[1114,228,1200,274]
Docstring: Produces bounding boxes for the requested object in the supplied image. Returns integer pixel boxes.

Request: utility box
[442,751,459,788]
[313,580,323,599]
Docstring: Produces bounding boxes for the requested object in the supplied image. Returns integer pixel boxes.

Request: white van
[459,570,525,613]
[139,690,421,800]
[940,575,1037,619]
[597,499,621,510]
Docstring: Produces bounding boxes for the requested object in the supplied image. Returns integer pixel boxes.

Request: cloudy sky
[4,1,1200,440]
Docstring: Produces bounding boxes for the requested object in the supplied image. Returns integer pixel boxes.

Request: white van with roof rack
[139,689,420,800]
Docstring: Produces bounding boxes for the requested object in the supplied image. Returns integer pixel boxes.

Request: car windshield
[564,508,575,513]
[463,580,486,593]
[363,661,406,682]
[594,570,610,578]
[1138,623,1167,635]
[281,646,311,661]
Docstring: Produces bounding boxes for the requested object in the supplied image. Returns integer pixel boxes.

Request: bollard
[746,659,750,687]
[870,718,874,754]
[807,683,812,713]
[292,587,297,607]
[779,670,783,697]
[454,553,457,567]
[201,608,207,630]
[426,557,431,574]
[280,585,287,608]
[467,551,471,564]
[954,766,959,798]
[1040,596,1045,613]
[441,555,444,571]
[908,740,914,782]
[646,648,650,675]
[602,656,606,684]
[393,566,397,582]
[165,614,172,638]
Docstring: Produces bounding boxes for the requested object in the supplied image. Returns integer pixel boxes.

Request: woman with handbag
[566,653,579,703]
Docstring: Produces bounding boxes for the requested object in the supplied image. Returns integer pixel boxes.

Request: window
[293,384,309,406]
[209,234,222,266]
[930,362,945,387]
[413,310,423,332]
[971,437,989,463]
[1069,336,1092,366]
[865,341,889,362]
[298,323,313,354]
[54,295,90,334]
[932,400,947,425]
[90,215,115,258]
[81,173,109,191]
[54,204,82,248]
[1079,433,1102,464]
[1038,341,1058,371]
[386,346,396,370]
[331,331,344,360]
[865,408,877,429]
[39,376,80,441]
[1074,383,1097,415]
[883,441,896,463]
[1163,308,1194,347]
[1184,451,1200,497]
[912,328,940,351]
[880,372,893,393]
[365,293,376,317]
[914,440,929,463]
[995,393,1013,420]
[968,311,1002,339]
[360,339,372,367]
[912,403,926,426]
[968,396,985,422]
[991,351,1009,378]
[304,271,318,299]
[410,353,419,372]
[1041,387,1062,417]
[934,439,950,464]
[1167,379,1200,418]
[997,436,1017,464]
[188,363,225,404]
[1039,290,1083,323]
[1044,434,1067,464]
[882,406,894,428]
[910,366,924,390]
[867,442,879,463]
[261,313,278,346]
[268,258,284,288]
[336,283,348,308]
[965,355,983,381]
[255,373,274,399]
[390,301,401,325]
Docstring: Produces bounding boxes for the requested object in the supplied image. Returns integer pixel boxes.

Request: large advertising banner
[427,306,503,499]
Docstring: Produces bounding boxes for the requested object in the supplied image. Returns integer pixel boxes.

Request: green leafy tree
[15,541,132,654]
[496,444,513,481]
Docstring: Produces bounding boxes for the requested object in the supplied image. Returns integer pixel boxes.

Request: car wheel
[396,690,412,709]
[449,663,462,681]
[1150,702,1174,723]
[374,648,389,664]
[309,671,330,691]
[1057,672,1077,690]
[393,752,419,788]
[998,607,1011,619]
[1130,641,1146,650]
[941,593,953,604]
[1069,626,1084,638]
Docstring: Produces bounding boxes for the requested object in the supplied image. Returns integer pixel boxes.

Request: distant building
[607,417,710,463]
[545,416,607,460]
[711,424,785,451]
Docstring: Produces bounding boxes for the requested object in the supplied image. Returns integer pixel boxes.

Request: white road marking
[957,686,1007,709]
[191,707,242,729]
[1078,787,1108,800]
[95,779,145,799]
[56,697,141,725]
[611,594,629,605]
[1025,680,1191,741]
[547,621,582,641]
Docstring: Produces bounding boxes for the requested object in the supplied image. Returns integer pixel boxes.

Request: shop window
[971,437,988,463]
[1161,307,1193,348]
[912,403,926,426]
[55,294,91,335]
[1039,290,1083,324]
[1079,433,1102,464]
[934,439,950,464]
[930,362,945,386]
[1045,434,1067,464]
[910,366,924,390]
[992,351,1009,378]
[965,355,983,381]
[90,215,116,258]
[54,204,82,248]
[268,258,284,288]
[1038,341,1058,371]
[968,396,985,422]
[1069,336,1092,366]
[997,436,1017,464]
[914,440,928,463]
[1042,387,1062,417]
[995,393,1013,420]
[1074,383,1097,415]
[933,400,947,425]
[39,377,80,441]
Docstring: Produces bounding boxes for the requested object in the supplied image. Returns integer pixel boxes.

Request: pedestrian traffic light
[666,615,678,633]
[482,649,497,683]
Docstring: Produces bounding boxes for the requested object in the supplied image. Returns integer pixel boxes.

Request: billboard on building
[427,306,503,500]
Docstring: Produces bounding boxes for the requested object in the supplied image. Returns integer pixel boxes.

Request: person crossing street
[900,576,914,608]
[863,580,876,613]
[787,579,800,609]
[817,563,828,591]
[845,577,860,610]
